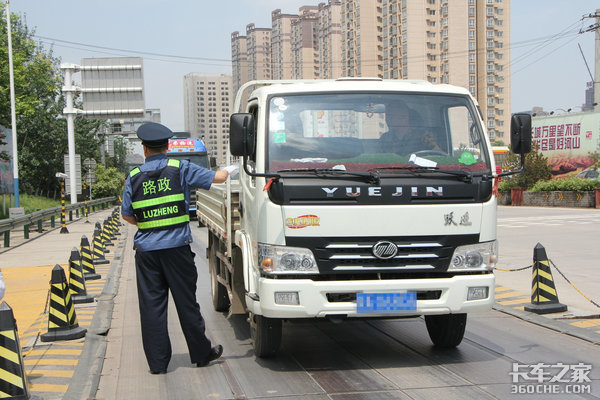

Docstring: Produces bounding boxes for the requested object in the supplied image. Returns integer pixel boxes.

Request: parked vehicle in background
[197,78,531,357]
[167,137,213,220]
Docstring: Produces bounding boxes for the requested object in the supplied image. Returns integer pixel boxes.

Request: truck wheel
[425,313,467,348]
[250,314,282,358]
[209,238,230,312]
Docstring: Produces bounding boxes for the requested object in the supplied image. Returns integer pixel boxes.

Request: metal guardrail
[0,197,117,248]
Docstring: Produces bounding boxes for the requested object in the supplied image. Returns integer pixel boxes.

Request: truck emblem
[372,241,398,259]
[444,212,458,226]
[286,215,320,229]
[460,212,472,226]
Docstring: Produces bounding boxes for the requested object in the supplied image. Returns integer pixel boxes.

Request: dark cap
[137,122,173,148]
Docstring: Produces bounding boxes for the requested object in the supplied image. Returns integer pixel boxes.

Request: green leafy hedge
[529,177,600,192]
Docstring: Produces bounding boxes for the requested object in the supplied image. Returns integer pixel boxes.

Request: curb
[64,222,128,400]
[493,303,600,346]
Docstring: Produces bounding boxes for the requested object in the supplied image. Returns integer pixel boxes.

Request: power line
[33,34,232,63]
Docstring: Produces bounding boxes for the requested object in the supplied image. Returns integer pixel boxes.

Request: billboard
[531,112,600,176]
[80,57,145,119]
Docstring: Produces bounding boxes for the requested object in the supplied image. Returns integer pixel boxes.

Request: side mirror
[510,113,532,154]
[230,113,255,157]
[209,157,217,169]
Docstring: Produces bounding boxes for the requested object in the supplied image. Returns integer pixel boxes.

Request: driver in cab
[379,101,442,155]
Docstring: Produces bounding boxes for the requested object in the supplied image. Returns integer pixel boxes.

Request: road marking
[494,286,511,292]
[27,349,82,356]
[24,358,78,366]
[495,291,526,299]
[570,320,600,328]
[498,298,531,305]
[28,383,69,392]
[26,369,74,378]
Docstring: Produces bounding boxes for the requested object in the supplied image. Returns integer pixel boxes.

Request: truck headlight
[449,241,497,271]
[258,243,318,274]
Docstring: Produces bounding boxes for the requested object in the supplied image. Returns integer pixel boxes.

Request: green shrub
[529,177,600,192]
[500,146,552,190]
[92,164,126,199]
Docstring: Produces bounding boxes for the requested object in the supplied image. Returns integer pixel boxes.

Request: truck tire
[425,313,467,348]
[250,314,282,358]
[209,236,230,312]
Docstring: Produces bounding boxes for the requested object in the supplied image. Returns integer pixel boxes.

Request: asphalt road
[495,207,600,314]
[93,215,600,400]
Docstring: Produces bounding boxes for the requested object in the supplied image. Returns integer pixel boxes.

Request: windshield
[167,154,209,169]
[267,93,490,174]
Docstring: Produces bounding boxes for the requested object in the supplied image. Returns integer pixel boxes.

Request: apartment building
[231,0,510,139]
[382,0,509,139]
[183,74,232,165]
[341,0,382,78]
[291,6,319,79]
[231,31,249,97]
[246,24,272,82]
[315,0,343,79]
[272,9,297,80]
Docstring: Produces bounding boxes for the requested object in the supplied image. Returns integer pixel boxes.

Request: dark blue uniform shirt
[122,154,216,251]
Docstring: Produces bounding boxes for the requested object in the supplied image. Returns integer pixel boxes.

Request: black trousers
[135,245,212,371]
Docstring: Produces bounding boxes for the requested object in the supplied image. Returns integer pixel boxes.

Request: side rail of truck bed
[196,182,241,242]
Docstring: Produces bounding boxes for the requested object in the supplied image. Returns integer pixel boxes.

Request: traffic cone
[112,209,122,235]
[41,265,87,342]
[0,302,29,399]
[68,248,94,304]
[524,243,567,314]
[80,235,101,280]
[109,215,120,236]
[101,220,114,247]
[92,229,109,265]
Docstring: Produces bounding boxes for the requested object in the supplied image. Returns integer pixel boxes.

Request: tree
[1,5,63,193]
[92,164,125,199]
[2,7,107,197]
[501,145,552,190]
[105,136,129,175]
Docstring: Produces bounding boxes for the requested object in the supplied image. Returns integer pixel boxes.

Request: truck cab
[203,78,531,357]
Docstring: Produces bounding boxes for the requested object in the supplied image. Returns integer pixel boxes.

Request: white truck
[197,78,531,357]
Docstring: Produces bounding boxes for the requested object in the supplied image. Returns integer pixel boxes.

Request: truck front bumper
[247,273,494,319]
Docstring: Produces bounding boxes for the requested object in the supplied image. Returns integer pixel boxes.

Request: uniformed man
[121,122,236,374]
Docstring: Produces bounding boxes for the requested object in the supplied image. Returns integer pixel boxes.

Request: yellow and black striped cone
[92,229,109,266]
[108,215,120,236]
[41,265,87,342]
[80,235,101,280]
[68,248,94,304]
[0,302,29,399]
[524,243,567,315]
[101,220,114,247]
[107,217,117,239]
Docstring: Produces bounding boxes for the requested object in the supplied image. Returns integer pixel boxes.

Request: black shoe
[196,345,223,367]
[150,369,167,375]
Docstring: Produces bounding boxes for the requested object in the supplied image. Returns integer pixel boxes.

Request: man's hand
[222,165,239,175]
[213,164,239,184]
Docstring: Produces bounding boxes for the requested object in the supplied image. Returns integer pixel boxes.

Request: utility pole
[595,9,600,112]
[6,0,21,209]
[582,10,600,112]
[62,63,80,204]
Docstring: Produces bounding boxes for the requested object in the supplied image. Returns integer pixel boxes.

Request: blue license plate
[356,292,417,314]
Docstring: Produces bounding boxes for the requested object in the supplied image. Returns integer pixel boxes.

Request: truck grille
[285,234,479,276]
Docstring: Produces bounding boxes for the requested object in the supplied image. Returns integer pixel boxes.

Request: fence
[0,197,117,248]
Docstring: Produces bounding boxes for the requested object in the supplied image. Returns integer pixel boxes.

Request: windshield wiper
[372,166,473,182]
[277,168,380,185]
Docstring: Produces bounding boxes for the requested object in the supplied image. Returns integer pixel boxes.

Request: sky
[7,0,598,131]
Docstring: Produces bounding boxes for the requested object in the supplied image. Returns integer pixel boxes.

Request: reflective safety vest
[129,159,190,231]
